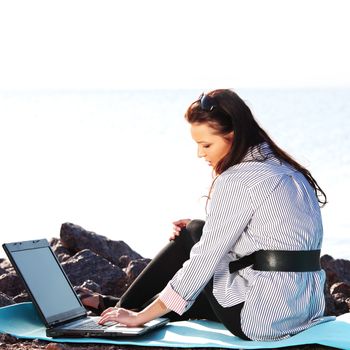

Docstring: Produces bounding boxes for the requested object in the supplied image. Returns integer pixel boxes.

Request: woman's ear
[225,131,234,142]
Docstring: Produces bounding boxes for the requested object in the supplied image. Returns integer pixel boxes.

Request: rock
[0,258,13,271]
[60,222,143,266]
[125,258,151,284]
[0,333,19,344]
[0,291,15,307]
[13,292,30,304]
[330,281,350,295]
[61,249,128,297]
[119,255,131,268]
[321,254,350,286]
[328,281,350,315]
[0,272,25,297]
[46,342,70,349]
[50,237,73,262]
[321,255,350,316]
[0,258,7,275]
[79,279,102,293]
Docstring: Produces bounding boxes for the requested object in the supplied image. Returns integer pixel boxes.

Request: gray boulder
[321,255,350,316]
[0,272,25,297]
[0,258,13,271]
[61,249,128,296]
[321,254,350,285]
[0,291,15,307]
[50,237,73,262]
[60,222,143,266]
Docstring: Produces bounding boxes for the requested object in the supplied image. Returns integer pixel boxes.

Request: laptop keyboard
[77,319,106,330]
[58,318,106,330]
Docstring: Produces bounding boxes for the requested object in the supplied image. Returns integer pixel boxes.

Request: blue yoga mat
[0,303,349,349]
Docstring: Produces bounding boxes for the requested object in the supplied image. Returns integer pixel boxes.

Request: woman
[97,89,332,341]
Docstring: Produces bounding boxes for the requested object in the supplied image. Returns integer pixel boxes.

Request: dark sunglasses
[198,93,217,112]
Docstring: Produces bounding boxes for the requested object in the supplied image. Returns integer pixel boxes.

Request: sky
[0,0,350,90]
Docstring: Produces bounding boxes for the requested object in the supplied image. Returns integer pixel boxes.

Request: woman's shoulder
[221,156,295,188]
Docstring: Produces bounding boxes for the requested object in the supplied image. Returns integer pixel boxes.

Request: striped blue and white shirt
[159,143,334,341]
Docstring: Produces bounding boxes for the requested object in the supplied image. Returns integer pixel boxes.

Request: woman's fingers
[172,219,191,227]
[99,307,122,324]
[98,307,140,327]
[170,219,191,241]
[100,307,116,317]
[169,231,179,241]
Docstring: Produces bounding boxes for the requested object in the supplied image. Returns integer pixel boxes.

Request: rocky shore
[0,222,349,350]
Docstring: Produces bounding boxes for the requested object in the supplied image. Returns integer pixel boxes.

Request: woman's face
[190,122,233,168]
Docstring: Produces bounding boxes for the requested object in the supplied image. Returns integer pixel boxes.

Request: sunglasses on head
[198,93,217,112]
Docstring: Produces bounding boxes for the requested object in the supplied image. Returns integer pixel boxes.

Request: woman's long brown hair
[185,89,327,207]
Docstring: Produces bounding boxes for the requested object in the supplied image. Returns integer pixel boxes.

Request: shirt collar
[242,142,274,162]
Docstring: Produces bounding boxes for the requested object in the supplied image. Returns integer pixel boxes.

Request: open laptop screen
[4,240,86,325]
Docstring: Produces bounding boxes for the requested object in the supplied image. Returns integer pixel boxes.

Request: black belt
[229,250,321,273]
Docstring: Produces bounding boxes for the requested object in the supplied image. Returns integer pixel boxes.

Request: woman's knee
[171,219,205,255]
[186,219,205,243]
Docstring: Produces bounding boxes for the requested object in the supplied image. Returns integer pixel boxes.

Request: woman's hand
[99,297,170,327]
[170,219,191,240]
[99,307,142,327]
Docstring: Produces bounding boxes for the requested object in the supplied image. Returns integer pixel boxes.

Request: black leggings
[106,220,250,340]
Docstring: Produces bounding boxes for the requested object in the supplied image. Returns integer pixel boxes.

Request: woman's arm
[159,175,253,315]
[98,297,170,327]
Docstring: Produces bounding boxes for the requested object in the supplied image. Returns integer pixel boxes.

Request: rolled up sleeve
[159,283,189,315]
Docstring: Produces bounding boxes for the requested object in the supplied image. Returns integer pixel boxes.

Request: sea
[0,88,349,260]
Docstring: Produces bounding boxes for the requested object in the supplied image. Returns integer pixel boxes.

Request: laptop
[2,239,169,338]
